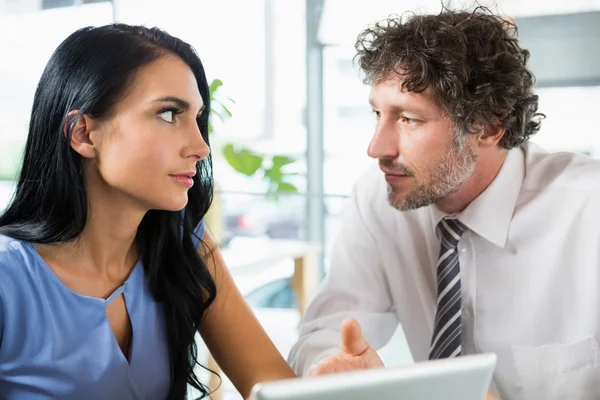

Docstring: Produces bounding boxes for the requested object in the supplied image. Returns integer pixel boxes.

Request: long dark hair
[0,24,216,399]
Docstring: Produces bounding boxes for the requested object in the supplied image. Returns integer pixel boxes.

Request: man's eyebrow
[369,99,427,115]
[388,103,427,115]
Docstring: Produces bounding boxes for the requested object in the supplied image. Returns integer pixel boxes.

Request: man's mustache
[379,160,414,176]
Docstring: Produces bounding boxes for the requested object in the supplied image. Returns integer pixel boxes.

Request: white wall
[0,0,41,14]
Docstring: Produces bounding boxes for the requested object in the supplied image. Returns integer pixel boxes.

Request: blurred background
[1,0,600,398]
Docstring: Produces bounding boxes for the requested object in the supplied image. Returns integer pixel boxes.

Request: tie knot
[438,218,466,249]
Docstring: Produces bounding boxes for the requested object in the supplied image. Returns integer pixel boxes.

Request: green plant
[209,79,299,199]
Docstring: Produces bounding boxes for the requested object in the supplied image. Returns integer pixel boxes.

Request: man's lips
[380,167,410,177]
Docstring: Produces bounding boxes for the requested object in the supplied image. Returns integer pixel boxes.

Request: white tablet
[251,353,497,400]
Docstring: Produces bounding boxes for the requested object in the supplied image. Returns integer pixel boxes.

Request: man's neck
[436,148,508,214]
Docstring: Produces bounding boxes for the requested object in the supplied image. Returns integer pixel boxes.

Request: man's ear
[477,124,505,149]
[64,110,100,159]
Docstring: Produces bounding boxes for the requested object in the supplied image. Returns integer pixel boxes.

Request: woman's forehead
[119,55,203,111]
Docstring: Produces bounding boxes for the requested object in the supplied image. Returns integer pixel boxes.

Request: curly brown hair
[355,6,545,149]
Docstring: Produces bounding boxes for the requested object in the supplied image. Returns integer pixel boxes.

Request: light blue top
[0,220,205,399]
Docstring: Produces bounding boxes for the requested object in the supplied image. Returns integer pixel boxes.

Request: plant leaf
[271,155,296,168]
[212,109,227,124]
[263,165,283,183]
[222,144,263,176]
[221,104,233,118]
[276,182,298,193]
[209,79,223,98]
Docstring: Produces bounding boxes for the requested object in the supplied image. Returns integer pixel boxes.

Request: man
[288,7,600,400]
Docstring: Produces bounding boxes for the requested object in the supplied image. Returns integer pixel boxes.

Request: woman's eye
[158,110,175,123]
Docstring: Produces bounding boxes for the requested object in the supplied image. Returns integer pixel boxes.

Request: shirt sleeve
[287,182,399,375]
[191,219,206,250]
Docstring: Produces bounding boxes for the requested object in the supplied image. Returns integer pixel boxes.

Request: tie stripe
[429,218,466,360]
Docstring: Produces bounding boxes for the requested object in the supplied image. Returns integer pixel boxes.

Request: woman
[0,24,295,399]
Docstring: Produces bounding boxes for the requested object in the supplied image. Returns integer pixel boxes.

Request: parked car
[222,195,305,241]
[244,276,296,309]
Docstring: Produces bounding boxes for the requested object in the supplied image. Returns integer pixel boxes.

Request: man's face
[367,76,478,210]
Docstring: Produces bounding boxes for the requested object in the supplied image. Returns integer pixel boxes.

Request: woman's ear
[64,110,99,159]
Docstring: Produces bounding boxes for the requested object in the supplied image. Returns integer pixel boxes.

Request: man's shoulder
[353,164,392,210]
[351,164,428,225]
[354,163,385,192]
[523,142,600,193]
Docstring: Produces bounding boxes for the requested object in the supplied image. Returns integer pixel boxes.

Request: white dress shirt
[289,142,600,400]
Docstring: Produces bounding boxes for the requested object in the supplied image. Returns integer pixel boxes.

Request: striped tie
[429,218,466,360]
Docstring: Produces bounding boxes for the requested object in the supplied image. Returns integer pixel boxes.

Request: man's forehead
[369,77,440,111]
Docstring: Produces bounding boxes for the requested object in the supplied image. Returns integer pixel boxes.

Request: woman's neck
[39,177,147,280]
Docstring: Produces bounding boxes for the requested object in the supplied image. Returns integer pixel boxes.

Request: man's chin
[387,192,413,211]
[387,189,438,211]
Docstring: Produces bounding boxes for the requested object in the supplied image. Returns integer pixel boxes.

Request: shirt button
[459,248,467,258]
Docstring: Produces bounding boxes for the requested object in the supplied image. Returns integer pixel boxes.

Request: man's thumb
[340,317,370,356]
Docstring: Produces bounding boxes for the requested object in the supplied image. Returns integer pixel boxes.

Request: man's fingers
[340,317,370,357]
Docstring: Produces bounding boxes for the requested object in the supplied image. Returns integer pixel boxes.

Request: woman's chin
[156,195,189,212]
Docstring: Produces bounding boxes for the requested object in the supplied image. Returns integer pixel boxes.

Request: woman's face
[86,54,209,212]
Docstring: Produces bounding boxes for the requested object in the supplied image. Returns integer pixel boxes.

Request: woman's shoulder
[0,235,36,288]
[0,234,27,262]
[191,219,205,249]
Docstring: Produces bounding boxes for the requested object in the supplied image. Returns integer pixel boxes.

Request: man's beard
[384,135,478,211]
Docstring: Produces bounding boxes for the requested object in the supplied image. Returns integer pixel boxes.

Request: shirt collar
[429,146,525,248]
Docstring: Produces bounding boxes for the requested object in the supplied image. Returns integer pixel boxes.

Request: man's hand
[307,318,499,400]
[486,392,500,400]
[307,317,384,376]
